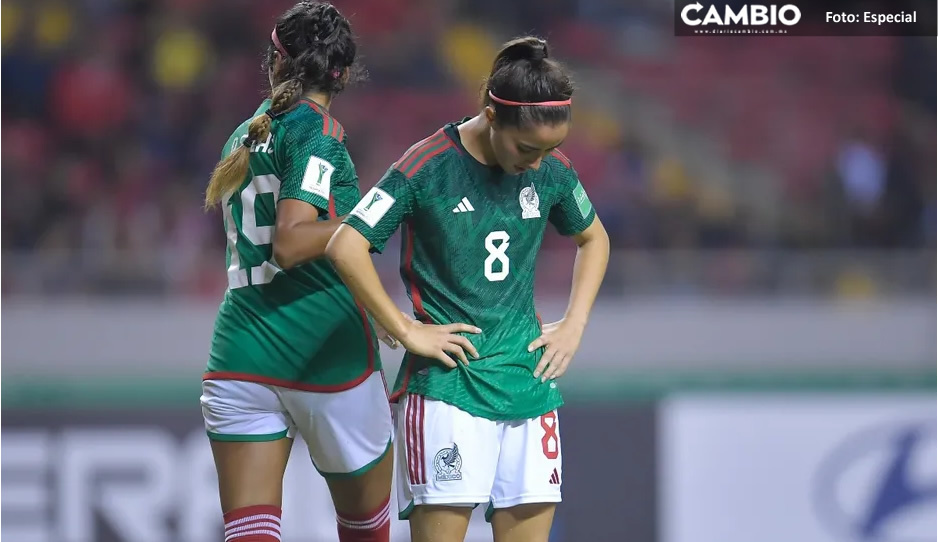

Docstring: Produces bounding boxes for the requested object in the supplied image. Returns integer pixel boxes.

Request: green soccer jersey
[205,99,380,391]
[344,119,595,420]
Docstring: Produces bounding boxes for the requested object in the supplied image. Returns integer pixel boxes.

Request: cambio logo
[681,2,802,26]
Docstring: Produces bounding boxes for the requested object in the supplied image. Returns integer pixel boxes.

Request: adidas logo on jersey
[452,197,475,213]
[549,468,561,485]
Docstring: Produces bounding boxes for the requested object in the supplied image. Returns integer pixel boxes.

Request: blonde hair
[203,79,304,209]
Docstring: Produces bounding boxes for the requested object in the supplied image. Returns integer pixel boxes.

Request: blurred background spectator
[1,0,934,298]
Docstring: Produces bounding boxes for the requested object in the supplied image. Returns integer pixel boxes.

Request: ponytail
[206,1,361,209]
[204,78,305,209]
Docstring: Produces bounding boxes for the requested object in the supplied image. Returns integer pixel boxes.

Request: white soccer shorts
[200,371,393,477]
[394,393,562,520]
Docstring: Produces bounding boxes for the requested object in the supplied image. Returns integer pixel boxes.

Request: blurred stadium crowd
[2,0,935,297]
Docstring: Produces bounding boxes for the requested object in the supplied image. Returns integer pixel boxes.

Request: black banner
[674,0,937,36]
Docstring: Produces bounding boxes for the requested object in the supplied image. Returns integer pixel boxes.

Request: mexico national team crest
[520,185,540,219]
[433,443,463,481]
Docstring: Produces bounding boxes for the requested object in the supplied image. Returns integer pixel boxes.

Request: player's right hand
[399,320,481,368]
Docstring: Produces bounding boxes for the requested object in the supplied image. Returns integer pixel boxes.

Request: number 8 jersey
[205,99,380,390]
[344,120,595,420]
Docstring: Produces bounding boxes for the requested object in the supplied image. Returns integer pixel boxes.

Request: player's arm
[272,201,343,269]
[326,175,480,368]
[562,217,610,328]
[327,225,480,367]
[328,225,415,338]
[272,129,347,269]
[530,166,610,380]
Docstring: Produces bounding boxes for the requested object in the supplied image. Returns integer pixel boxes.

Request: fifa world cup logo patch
[520,185,541,219]
[433,443,463,481]
[364,191,383,210]
[316,163,328,185]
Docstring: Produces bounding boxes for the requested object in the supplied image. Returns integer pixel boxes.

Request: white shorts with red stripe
[201,371,392,477]
[394,393,562,520]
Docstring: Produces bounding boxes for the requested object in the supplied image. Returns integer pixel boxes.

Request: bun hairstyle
[483,36,575,129]
[205,2,363,209]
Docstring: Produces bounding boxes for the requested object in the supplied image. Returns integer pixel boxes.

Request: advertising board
[2,405,656,542]
[659,394,936,542]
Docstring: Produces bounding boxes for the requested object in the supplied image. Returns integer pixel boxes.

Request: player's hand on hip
[400,320,481,368]
[528,319,585,382]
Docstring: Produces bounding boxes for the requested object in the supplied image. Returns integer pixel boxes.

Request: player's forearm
[274,216,345,269]
[326,227,412,340]
[563,225,610,327]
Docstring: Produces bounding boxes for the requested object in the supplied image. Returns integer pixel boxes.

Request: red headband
[488,90,571,107]
[271,27,342,79]
[271,28,289,58]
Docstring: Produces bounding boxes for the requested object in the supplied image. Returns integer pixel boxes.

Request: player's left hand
[528,318,585,382]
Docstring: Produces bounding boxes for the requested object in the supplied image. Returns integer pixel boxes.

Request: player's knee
[327,447,393,514]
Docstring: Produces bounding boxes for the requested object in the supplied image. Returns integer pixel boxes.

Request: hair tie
[332,69,342,79]
[271,27,289,58]
[265,109,276,120]
[242,136,256,148]
[488,90,571,107]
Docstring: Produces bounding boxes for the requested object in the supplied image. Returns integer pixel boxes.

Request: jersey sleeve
[343,168,417,253]
[277,129,346,214]
[548,162,596,236]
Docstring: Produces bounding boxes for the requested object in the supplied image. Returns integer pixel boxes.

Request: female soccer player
[200,4,475,541]
[326,36,610,542]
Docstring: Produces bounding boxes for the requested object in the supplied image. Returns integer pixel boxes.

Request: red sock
[336,495,391,542]
[223,505,282,541]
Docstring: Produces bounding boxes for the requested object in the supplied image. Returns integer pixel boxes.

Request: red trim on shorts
[379,370,390,399]
[405,393,415,483]
[417,394,426,484]
[202,371,373,393]
[328,193,336,219]
[405,393,427,485]
[378,369,392,415]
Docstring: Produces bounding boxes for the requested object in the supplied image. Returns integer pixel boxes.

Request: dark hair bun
[501,37,549,65]
[484,36,573,128]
